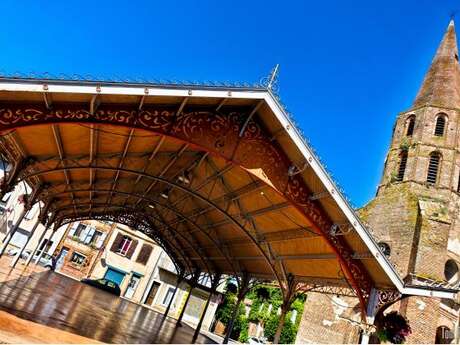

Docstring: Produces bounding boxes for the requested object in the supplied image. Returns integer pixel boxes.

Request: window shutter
[79,225,90,242]
[427,153,441,184]
[68,222,79,237]
[126,239,138,259]
[84,227,96,244]
[136,244,153,265]
[96,232,107,249]
[110,233,124,253]
[434,115,446,136]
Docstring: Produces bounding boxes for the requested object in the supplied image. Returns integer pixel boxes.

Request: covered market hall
[0,74,456,343]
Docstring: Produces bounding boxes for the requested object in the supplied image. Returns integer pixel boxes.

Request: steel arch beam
[53,192,238,279]
[37,185,257,280]
[38,186,260,280]
[0,103,373,312]
[19,164,282,287]
[31,165,265,232]
[59,211,193,275]
[57,203,213,275]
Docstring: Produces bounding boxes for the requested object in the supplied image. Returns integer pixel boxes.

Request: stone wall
[295,293,361,344]
[359,184,419,277]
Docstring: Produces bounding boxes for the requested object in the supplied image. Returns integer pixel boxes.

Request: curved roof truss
[0,77,455,317]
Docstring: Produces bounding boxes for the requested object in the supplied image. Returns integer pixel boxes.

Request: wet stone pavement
[0,258,215,344]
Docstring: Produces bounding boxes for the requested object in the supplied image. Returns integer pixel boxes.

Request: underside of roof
[0,76,454,314]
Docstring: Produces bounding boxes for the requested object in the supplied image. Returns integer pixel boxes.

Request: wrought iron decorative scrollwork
[260,64,280,93]
[371,289,402,317]
[0,102,375,311]
[59,211,186,275]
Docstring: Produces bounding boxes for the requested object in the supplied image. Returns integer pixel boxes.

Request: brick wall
[297,106,460,344]
[295,293,360,344]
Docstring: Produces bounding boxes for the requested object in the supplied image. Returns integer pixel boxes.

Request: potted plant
[376,311,411,344]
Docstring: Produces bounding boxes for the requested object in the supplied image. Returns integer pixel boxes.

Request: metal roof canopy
[0,77,455,318]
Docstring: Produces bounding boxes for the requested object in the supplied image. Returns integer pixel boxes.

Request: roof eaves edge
[263,91,406,293]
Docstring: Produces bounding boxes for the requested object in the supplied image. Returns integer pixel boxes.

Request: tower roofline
[412,19,460,109]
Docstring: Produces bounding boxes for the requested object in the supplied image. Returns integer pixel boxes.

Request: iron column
[223,274,251,344]
[25,223,50,267]
[10,218,41,268]
[163,273,184,318]
[0,206,28,257]
[192,274,221,343]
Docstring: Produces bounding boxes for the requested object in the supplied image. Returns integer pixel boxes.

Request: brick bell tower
[358,19,460,343]
[296,21,460,344]
[369,20,460,281]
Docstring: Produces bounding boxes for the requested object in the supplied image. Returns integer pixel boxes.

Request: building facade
[90,223,161,302]
[55,221,163,303]
[0,178,224,331]
[141,251,222,330]
[54,219,222,331]
[296,21,460,344]
[0,182,66,264]
[54,220,114,280]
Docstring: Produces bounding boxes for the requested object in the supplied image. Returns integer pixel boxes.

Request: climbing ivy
[214,283,306,344]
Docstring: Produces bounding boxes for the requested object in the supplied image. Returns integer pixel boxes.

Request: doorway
[145,281,161,305]
[124,274,141,299]
[55,247,69,271]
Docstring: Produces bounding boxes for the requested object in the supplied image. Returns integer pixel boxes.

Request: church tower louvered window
[397,151,408,181]
[406,116,415,136]
[427,152,441,184]
[434,114,447,136]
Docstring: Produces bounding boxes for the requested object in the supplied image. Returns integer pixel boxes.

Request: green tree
[215,283,307,344]
[214,291,236,325]
[264,314,279,341]
[214,281,247,341]
[280,319,296,344]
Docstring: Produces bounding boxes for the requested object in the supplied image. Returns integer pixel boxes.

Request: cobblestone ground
[0,255,215,343]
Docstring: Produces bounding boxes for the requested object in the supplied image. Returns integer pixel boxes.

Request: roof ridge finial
[261,64,280,93]
[267,64,279,89]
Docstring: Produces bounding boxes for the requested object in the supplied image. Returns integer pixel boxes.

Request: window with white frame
[162,287,175,306]
[90,230,104,247]
[117,236,132,256]
[70,252,86,266]
[73,223,87,239]
[37,239,53,256]
[1,192,11,203]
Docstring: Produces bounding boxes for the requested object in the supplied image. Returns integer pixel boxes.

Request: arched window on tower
[444,260,459,283]
[435,326,454,344]
[378,242,391,257]
[427,152,441,184]
[406,115,415,136]
[434,114,447,136]
[397,151,408,181]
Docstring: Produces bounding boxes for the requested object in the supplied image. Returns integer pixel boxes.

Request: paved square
[0,257,215,343]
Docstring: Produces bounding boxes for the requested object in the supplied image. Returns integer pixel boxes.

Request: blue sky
[0,1,458,207]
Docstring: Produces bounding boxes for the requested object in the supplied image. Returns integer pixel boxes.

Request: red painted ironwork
[0,103,373,312]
